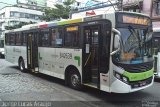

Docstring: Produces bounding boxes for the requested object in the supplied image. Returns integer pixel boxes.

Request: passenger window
[10,33,15,45]
[51,29,57,47]
[22,33,27,46]
[55,28,63,47]
[15,33,21,45]
[41,29,50,47]
[5,34,9,45]
[64,26,79,48]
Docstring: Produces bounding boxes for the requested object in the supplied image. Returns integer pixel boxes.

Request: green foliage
[5,22,34,30]
[42,0,76,21]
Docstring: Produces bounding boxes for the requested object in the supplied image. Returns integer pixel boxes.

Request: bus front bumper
[110,76,154,93]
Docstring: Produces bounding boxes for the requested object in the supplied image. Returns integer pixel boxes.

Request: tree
[5,22,34,30]
[42,0,76,21]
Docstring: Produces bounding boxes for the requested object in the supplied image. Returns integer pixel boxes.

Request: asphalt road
[0,58,160,107]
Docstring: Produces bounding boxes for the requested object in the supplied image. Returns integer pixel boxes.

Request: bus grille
[130,77,153,89]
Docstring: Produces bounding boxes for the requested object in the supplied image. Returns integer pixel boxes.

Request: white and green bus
[5,11,154,93]
[152,28,160,78]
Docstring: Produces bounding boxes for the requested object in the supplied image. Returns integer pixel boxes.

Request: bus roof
[4,11,150,33]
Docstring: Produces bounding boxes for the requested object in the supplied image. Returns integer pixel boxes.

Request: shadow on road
[10,66,19,70]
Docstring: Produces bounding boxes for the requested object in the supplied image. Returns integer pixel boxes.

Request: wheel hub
[71,74,79,86]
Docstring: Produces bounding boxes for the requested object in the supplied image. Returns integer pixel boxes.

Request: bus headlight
[122,77,128,82]
[114,71,129,84]
[115,73,121,79]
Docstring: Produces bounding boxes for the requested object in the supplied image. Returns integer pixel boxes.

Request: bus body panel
[38,47,58,77]
[38,47,82,80]
[100,73,110,92]
[5,46,27,67]
[110,77,154,93]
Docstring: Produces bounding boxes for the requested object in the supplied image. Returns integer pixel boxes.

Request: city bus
[0,38,4,58]
[152,28,160,78]
[4,11,154,93]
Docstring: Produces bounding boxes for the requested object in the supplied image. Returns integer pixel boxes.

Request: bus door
[83,20,111,89]
[27,32,39,72]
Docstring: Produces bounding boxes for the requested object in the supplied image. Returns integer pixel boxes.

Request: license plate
[140,81,146,86]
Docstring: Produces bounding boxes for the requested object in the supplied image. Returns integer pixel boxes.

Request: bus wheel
[69,70,81,90]
[19,59,26,72]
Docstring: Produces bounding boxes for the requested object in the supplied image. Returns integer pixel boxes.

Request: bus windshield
[114,27,152,64]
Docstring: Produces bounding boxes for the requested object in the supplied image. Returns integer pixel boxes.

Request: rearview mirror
[110,28,121,56]
[114,34,120,50]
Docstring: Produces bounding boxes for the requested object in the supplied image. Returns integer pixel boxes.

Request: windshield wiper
[128,26,142,53]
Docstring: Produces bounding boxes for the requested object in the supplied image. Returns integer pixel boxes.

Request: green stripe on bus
[74,56,80,66]
[39,53,42,60]
[123,68,154,81]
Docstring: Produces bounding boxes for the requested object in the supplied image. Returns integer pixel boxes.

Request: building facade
[17,0,46,10]
[123,0,160,28]
[71,0,118,19]
[0,6,43,38]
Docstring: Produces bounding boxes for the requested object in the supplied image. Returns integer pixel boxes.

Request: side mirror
[110,28,121,56]
[114,34,120,50]
[110,34,120,55]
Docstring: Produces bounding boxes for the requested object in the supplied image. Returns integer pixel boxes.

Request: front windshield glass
[113,27,152,64]
[0,40,4,48]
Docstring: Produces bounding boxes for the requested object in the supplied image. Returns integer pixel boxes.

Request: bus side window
[55,28,63,47]
[41,29,50,47]
[51,28,56,47]
[5,34,9,45]
[64,26,79,48]
[15,33,21,46]
[22,33,27,46]
[10,33,15,45]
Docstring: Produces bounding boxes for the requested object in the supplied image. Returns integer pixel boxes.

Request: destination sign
[122,15,150,25]
[66,26,78,31]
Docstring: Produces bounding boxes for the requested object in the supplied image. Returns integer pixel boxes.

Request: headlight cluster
[114,71,129,84]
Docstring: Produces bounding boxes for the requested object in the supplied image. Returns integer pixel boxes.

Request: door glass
[92,30,98,44]
[91,29,99,67]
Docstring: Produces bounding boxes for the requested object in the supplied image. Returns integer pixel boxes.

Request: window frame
[15,32,22,46]
[39,28,51,47]
[64,25,80,48]
[50,27,64,48]
[9,33,16,46]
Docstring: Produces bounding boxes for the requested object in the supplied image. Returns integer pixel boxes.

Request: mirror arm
[112,28,121,36]
[110,48,120,55]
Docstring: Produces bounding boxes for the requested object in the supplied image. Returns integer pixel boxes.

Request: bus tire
[69,69,81,90]
[19,58,26,73]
